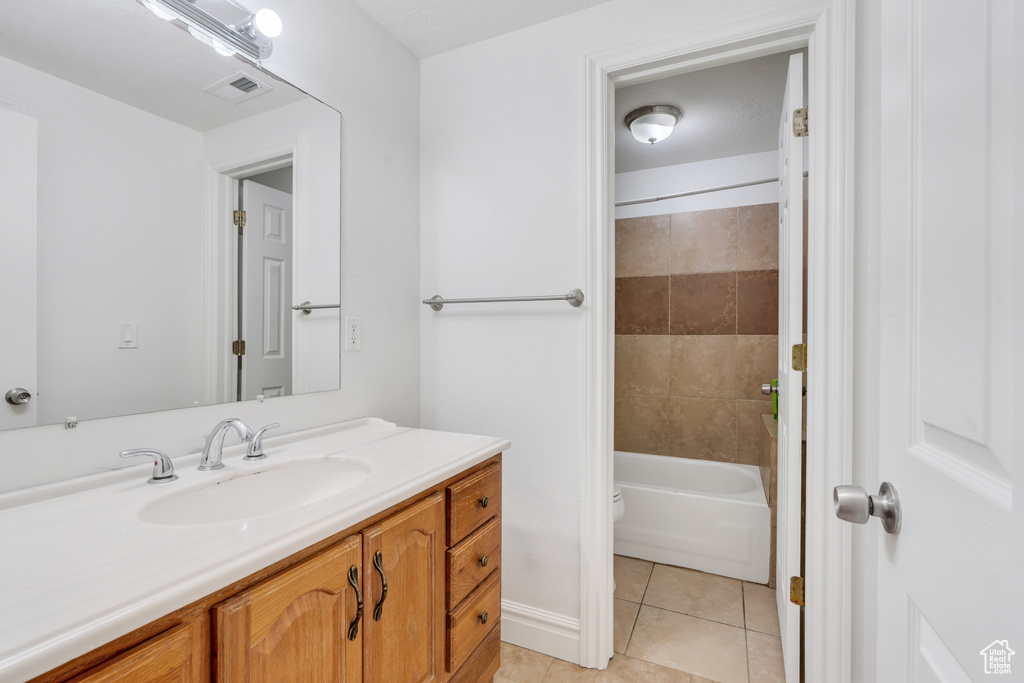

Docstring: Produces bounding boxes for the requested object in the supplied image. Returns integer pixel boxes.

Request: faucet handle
[120,448,178,484]
[244,423,281,461]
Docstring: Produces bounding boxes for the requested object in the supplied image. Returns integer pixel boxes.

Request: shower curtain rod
[614,171,809,208]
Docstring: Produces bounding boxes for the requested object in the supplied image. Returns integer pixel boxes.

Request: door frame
[579,1,855,679]
[203,138,307,405]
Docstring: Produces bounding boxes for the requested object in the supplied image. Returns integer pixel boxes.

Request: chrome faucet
[120,448,178,484]
[244,423,280,461]
[199,418,254,471]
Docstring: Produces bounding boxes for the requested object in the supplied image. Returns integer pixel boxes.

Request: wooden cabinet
[362,493,445,683]
[212,535,363,682]
[35,456,501,683]
[67,623,201,683]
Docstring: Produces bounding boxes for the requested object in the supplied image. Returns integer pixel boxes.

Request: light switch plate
[118,322,138,349]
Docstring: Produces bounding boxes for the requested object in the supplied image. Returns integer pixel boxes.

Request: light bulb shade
[625,105,681,145]
[253,9,282,38]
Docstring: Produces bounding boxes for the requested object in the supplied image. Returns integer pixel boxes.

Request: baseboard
[500,599,581,665]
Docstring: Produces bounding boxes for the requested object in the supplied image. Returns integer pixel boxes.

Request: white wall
[421,0,879,674]
[0,55,207,426]
[0,0,421,493]
[615,150,778,219]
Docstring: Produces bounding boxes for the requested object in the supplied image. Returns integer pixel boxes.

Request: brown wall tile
[616,276,670,335]
[670,208,738,274]
[616,215,671,277]
[737,399,773,466]
[737,203,779,271]
[615,335,671,396]
[668,396,737,461]
[669,336,737,398]
[669,272,737,335]
[615,395,671,455]
[736,270,779,335]
[736,335,779,400]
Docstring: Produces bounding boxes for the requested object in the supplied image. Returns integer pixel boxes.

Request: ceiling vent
[204,72,274,103]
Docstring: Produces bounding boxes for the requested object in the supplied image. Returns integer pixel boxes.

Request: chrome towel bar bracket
[423,289,584,311]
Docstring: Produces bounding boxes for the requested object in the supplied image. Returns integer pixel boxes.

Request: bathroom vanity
[0,419,507,683]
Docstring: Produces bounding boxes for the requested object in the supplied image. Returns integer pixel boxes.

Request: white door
[874,1,1022,680]
[241,180,293,400]
[0,108,38,430]
[775,53,804,683]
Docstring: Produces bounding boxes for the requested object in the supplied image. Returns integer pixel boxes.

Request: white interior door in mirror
[776,52,804,683]
[0,107,38,430]
[241,180,293,401]
[876,0,1021,679]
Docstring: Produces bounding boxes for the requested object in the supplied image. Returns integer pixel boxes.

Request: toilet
[612,486,625,591]
[612,486,625,524]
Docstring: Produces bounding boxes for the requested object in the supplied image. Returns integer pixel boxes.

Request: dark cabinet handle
[372,551,388,621]
[480,555,489,567]
[347,565,363,641]
[479,611,489,625]
[479,496,489,508]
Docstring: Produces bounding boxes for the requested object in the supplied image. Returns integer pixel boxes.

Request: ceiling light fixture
[625,105,682,145]
[139,0,282,61]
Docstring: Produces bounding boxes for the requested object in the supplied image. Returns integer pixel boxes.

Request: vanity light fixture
[139,0,283,61]
[625,105,682,145]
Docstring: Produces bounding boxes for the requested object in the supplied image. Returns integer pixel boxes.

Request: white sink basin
[139,458,372,525]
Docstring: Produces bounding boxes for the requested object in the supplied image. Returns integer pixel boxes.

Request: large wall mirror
[0,0,342,431]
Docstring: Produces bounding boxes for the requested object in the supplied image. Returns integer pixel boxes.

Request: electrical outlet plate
[344,317,361,351]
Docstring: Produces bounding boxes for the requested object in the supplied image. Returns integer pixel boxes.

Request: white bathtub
[613,451,770,583]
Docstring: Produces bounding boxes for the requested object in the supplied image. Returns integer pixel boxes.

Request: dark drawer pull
[479,496,489,508]
[372,551,388,621]
[480,554,489,567]
[347,565,363,641]
[479,611,489,625]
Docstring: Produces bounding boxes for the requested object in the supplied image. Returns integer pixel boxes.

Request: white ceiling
[351,0,616,58]
[615,51,803,174]
[0,1,308,132]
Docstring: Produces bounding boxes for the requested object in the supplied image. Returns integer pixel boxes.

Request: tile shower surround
[614,205,778,464]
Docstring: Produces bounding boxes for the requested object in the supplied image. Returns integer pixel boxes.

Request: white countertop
[0,418,509,682]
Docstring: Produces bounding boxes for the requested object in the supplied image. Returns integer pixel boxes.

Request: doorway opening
[207,150,295,405]
[609,49,807,682]
[580,6,855,680]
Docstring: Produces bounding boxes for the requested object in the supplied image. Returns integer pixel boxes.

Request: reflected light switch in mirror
[118,322,138,349]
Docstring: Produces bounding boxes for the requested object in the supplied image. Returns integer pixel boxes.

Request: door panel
[877,0,1021,680]
[776,52,804,683]
[213,535,363,682]
[362,493,446,683]
[240,180,292,401]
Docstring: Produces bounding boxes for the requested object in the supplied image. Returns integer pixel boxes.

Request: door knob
[761,383,778,395]
[5,388,31,405]
[833,482,901,534]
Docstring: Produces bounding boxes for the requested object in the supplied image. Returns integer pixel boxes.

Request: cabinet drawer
[447,462,501,546]
[447,516,501,609]
[446,570,501,673]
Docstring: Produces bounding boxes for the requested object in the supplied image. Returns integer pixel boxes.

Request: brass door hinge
[793,107,809,137]
[790,576,805,606]
[792,343,808,372]
[233,210,246,228]
[232,340,246,356]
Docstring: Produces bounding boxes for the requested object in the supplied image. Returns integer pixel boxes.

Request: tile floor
[494,556,785,683]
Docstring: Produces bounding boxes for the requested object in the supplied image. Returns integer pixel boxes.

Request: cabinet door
[213,535,363,682]
[68,622,200,682]
[362,493,445,683]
